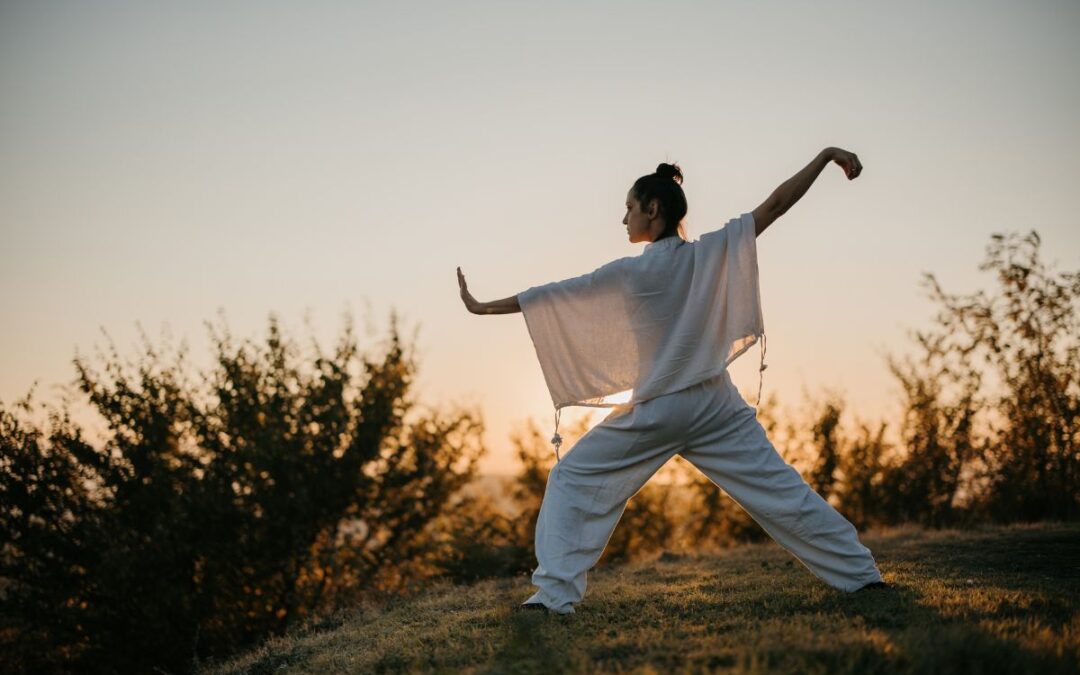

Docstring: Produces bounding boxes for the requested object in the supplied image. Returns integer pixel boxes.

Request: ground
[199,521,1080,674]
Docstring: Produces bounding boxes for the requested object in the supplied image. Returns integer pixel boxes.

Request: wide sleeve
[695,212,764,368]
[518,256,638,409]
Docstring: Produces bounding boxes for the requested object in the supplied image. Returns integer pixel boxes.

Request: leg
[679,403,883,592]
[525,402,680,614]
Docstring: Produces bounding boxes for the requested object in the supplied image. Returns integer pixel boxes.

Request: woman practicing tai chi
[457,146,886,615]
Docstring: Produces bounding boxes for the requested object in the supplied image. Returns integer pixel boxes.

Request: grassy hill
[199,522,1079,674]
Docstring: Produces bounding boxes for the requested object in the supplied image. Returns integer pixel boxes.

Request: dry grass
[198,521,1080,674]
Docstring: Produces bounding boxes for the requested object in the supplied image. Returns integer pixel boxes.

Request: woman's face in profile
[623,190,653,243]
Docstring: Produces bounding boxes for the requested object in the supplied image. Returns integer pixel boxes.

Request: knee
[547,443,599,482]
[546,457,586,491]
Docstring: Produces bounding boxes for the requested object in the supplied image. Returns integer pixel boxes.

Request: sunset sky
[2,1,1078,476]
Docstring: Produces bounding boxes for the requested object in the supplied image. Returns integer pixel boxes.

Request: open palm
[457,267,482,314]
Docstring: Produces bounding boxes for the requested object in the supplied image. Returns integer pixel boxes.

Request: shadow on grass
[488,525,1078,674]
[723,525,1078,674]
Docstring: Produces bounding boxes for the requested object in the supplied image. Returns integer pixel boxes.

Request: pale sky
[2,0,1078,476]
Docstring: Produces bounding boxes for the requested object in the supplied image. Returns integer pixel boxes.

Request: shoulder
[597,255,635,274]
[697,213,745,244]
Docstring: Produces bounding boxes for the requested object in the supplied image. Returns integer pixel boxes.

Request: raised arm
[457,266,521,315]
[751,147,863,237]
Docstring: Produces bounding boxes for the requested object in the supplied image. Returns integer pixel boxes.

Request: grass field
[200,522,1079,674]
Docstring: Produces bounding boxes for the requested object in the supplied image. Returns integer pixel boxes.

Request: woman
[457,147,886,615]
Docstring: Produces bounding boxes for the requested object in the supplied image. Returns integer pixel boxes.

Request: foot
[514,601,551,613]
[856,580,888,592]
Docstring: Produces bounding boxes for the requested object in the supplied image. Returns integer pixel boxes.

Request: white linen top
[518,211,768,463]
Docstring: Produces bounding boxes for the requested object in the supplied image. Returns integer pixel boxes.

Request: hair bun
[656,162,683,185]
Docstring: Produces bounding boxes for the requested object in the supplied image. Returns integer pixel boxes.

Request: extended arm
[457,266,521,315]
[473,294,521,315]
[751,147,862,237]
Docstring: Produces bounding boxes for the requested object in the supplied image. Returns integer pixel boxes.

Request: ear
[647,198,660,219]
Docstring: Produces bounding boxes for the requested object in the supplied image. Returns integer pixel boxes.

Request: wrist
[821,147,837,161]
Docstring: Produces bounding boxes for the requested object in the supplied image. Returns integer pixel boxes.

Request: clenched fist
[827,147,863,180]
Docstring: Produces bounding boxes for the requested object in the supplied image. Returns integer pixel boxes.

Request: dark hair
[632,162,688,241]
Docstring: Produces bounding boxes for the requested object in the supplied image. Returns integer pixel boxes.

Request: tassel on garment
[551,407,563,467]
[756,331,768,407]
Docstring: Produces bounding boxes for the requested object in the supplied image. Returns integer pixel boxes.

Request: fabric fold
[519,212,767,463]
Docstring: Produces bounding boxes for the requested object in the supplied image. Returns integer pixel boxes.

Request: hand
[827,147,863,180]
[457,266,484,314]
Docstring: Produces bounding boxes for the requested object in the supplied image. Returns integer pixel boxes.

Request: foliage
[806,229,1078,528]
[425,490,533,584]
[0,311,483,675]
[916,230,1080,521]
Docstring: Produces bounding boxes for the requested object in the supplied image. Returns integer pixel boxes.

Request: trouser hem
[523,589,576,614]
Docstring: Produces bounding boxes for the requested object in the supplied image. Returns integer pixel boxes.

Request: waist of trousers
[630,368,734,409]
[601,369,736,425]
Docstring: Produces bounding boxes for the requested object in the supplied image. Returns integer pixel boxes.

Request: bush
[0,311,483,675]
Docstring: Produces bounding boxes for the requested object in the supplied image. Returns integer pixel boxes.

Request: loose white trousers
[523,370,883,614]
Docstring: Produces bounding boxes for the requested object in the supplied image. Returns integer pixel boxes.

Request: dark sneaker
[856,581,889,592]
[514,601,551,613]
